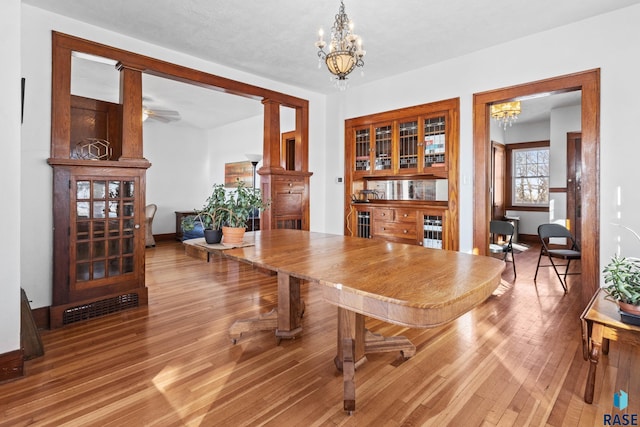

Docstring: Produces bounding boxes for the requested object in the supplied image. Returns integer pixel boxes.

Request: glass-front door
[70,174,142,291]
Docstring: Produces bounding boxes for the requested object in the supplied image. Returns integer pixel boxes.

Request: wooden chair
[534,223,581,293]
[145,204,157,247]
[489,220,516,277]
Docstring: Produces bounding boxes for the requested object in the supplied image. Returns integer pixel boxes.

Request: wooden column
[295,102,309,172]
[50,37,72,159]
[261,99,285,172]
[117,63,144,161]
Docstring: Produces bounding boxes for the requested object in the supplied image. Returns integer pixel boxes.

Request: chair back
[490,220,514,238]
[538,223,579,250]
[145,204,157,219]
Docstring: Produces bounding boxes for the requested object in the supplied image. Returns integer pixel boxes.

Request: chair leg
[563,259,572,283]
[548,256,568,293]
[511,250,516,278]
[533,249,545,282]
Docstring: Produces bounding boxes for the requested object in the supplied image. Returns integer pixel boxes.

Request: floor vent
[62,293,139,325]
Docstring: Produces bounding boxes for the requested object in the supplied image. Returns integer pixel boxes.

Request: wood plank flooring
[1,240,639,426]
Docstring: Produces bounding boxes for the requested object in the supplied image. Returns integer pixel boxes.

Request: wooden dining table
[223,229,504,413]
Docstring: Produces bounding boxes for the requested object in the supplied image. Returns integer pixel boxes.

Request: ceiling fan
[142,106,181,123]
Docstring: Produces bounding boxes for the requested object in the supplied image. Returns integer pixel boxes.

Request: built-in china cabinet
[344,98,459,250]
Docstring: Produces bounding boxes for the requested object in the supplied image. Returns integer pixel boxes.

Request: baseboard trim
[154,233,176,242]
[0,349,24,383]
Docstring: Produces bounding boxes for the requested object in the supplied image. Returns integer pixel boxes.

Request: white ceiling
[26,0,640,128]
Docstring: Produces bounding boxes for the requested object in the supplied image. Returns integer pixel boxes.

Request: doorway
[473,69,600,307]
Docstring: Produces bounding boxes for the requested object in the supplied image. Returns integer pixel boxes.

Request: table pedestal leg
[342,337,356,414]
[229,272,303,343]
[276,273,303,339]
[584,323,604,404]
[334,308,416,413]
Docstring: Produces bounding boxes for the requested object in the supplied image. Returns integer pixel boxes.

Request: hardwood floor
[2,240,638,426]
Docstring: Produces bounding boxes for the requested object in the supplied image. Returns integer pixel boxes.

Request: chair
[534,223,581,293]
[489,220,516,277]
[145,204,157,247]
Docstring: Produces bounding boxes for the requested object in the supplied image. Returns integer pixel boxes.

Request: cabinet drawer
[394,209,416,223]
[373,208,394,221]
[373,221,417,240]
[275,178,305,193]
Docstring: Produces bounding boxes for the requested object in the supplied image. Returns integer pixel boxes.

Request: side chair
[489,220,516,277]
[534,223,581,293]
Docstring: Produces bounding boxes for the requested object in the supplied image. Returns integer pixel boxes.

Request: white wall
[0,0,22,354]
[143,121,211,234]
[504,120,551,144]
[19,4,327,309]
[206,115,264,184]
[331,4,640,264]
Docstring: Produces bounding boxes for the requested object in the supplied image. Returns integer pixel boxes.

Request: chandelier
[491,101,522,130]
[315,0,366,89]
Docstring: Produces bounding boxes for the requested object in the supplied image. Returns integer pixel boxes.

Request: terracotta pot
[618,301,640,316]
[222,226,246,246]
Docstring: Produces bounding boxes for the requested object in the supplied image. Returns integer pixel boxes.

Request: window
[506,141,550,209]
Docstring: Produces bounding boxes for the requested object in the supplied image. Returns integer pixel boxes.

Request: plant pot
[619,301,640,316]
[222,226,246,246]
[203,228,223,244]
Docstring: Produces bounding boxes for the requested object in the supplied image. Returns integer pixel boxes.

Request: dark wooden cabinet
[48,163,148,328]
[344,98,459,250]
[261,172,311,231]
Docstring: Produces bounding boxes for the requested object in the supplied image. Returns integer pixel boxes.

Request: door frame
[473,69,600,307]
[567,132,582,247]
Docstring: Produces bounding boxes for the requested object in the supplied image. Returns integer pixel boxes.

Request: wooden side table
[581,288,640,403]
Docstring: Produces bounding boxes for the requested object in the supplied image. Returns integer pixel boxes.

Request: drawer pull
[403,213,408,217]
[403,230,408,234]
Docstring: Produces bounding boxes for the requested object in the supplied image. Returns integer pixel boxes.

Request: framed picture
[225,161,254,188]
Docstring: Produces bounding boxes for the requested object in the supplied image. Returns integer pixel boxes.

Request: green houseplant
[218,179,269,246]
[181,183,227,244]
[603,224,640,315]
[603,255,640,305]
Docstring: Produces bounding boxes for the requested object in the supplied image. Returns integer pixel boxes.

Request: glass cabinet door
[73,177,139,286]
[423,116,447,171]
[354,127,371,173]
[398,119,419,171]
[374,124,393,172]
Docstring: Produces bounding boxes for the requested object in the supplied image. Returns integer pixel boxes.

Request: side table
[581,288,640,403]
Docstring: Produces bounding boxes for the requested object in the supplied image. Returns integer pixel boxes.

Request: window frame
[505,140,550,212]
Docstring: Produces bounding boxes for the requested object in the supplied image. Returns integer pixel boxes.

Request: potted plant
[603,254,640,315]
[603,224,640,316]
[218,179,269,246]
[181,183,227,244]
